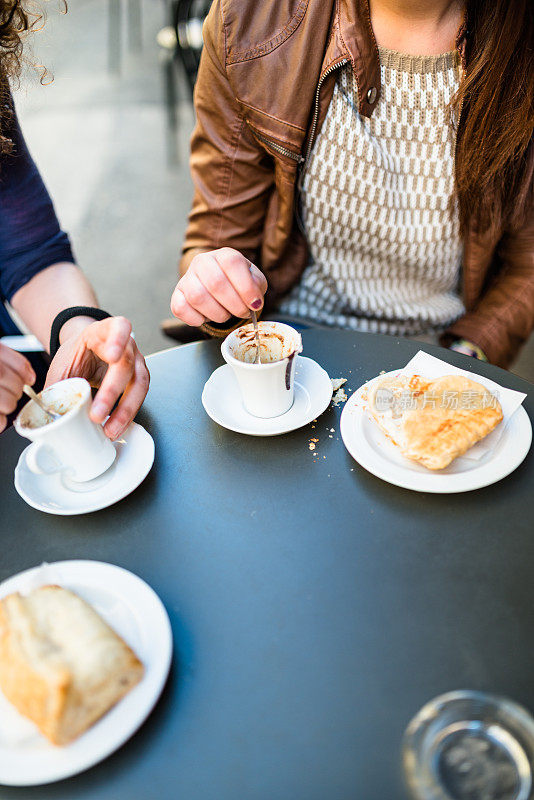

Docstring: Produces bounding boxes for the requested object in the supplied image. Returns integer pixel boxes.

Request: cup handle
[25,443,65,476]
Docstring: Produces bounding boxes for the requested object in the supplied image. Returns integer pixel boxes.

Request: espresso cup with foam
[221,321,303,418]
[14,377,116,483]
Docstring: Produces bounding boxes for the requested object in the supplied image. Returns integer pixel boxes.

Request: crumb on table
[331,378,347,391]
[330,377,348,406]
[332,387,348,406]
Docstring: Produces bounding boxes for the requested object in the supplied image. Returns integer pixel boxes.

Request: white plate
[0,560,172,786]
[14,421,154,515]
[202,355,333,436]
[340,370,532,493]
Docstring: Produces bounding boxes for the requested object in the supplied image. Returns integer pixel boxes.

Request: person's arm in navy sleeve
[0,105,101,345]
[0,106,149,439]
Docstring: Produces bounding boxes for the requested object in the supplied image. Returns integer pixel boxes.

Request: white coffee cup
[14,378,116,483]
[222,321,303,418]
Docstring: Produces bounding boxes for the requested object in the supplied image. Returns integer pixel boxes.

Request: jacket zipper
[304,58,349,166]
[248,59,349,171]
[454,62,467,303]
[295,57,349,219]
[250,126,304,164]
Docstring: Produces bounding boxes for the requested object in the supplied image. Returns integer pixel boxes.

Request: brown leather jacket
[181,0,534,368]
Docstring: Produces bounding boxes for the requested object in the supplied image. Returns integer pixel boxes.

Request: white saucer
[202,355,333,436]
[14,421,155,515]
[340,371,532,493]
[0,560,172,786]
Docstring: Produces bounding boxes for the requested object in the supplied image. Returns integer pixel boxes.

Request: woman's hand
[171,248,268,326]
[0,343,36,433]
[46,316,150,440]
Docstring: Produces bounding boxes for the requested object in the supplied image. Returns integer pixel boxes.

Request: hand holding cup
[46,316,150,441]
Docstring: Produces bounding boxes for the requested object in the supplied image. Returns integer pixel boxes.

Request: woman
[171,0,534,368]
[0,1,149,436]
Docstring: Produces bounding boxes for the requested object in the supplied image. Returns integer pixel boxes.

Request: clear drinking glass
[402,690,534,800]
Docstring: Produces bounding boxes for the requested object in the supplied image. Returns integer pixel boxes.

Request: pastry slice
[0,585,144,745]
[367,373,503,470]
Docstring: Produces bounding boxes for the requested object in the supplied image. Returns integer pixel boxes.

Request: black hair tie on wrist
[49,306,112,359]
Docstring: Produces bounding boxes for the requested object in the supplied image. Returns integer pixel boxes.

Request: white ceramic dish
[14,421,154,515]
[202,355,333,436]
[0,560,172,786]
[340,370,532,493]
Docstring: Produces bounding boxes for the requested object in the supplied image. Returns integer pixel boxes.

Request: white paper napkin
[399,350,527,461]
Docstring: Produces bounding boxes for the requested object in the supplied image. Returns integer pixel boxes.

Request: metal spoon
[250,310,262,364]
[23,384,62,422]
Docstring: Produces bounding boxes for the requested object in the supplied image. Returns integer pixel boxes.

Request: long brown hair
[455,0,534,235]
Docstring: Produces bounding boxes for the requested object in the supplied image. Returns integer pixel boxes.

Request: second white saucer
[202,355,333,436]
[14,421,155,515]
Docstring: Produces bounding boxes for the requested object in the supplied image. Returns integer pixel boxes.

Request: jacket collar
[328,0,469,118]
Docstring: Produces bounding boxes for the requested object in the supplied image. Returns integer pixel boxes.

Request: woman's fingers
[103,350,150,440]
[170,287,207,327]
[90,342,136,424]
[183,272,232,324]
[0,343,35,384]
[0,344,34,415]
[82,317,132,364]
[0,385,21,415]
[171,248,268,325]
[249,263,268,297]
[0,363,26,413]
[196,253,251,318]
[89,334,150,438]
[82,318,137,422]
[214,248,267,309]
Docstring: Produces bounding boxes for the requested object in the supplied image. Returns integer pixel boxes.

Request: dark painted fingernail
[251,299,262,310]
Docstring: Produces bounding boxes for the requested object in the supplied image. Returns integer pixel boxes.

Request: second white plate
[340,370,532,493]
[0,560,172,786]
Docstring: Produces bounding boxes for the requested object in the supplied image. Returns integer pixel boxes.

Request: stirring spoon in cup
[250,310,262,364]
[23,384,61,423]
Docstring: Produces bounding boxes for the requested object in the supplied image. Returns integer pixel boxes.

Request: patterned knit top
[278,47,465,335]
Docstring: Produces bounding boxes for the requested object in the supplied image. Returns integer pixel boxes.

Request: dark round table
[0,330,533,800]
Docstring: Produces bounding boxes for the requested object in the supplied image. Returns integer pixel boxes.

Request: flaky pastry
[367,373,503,470]
[0,585,144,745]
